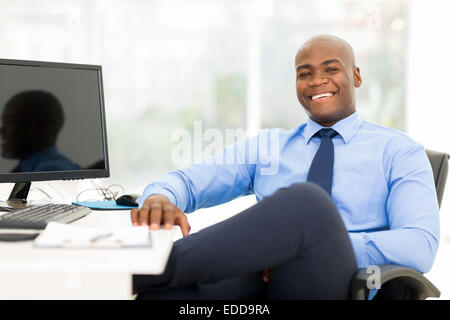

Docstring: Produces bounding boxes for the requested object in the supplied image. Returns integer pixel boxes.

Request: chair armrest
[351,264,441,300]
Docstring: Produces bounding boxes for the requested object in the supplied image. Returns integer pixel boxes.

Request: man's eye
[326,67,339,72]
[297,72,311,78]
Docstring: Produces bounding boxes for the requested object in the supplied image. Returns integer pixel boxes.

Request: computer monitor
[0,58,109,205]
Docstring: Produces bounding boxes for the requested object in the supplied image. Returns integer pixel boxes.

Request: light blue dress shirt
[138,112,440,274]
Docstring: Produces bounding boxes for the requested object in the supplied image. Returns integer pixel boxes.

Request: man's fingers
[262,268,271,283]
[130,195,187,235]
[138,204,150,226]
[130,208,139,226]
[175,210,191,237]
[162,205,175,229]
[149,203,162,230]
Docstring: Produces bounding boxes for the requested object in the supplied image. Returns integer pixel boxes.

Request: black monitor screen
[0,59,109,183]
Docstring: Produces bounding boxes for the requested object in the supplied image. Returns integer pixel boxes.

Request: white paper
[34,222,151,248]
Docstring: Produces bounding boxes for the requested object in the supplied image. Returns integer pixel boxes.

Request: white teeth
[312,92,333,100]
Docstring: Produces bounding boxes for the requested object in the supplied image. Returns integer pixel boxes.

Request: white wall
[407,0,450,298]
[406,0,450,153]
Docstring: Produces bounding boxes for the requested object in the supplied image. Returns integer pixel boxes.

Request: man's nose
[309,74,329,86]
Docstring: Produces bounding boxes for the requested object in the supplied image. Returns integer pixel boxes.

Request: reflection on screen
[0,64,106,173]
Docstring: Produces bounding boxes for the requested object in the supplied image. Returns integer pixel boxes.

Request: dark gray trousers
[133,182,358,300]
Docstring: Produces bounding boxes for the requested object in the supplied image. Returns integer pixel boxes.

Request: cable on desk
[29,187,53,200]
[76,181,125,202]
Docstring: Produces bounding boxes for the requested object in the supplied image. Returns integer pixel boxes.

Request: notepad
[34,222,151,249]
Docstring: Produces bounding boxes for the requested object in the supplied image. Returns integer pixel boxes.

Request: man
[131,35,440,299]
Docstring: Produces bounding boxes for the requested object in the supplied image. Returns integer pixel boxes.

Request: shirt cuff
[137,186,178,208]
[348,232,368,268]
[137,173,189,210]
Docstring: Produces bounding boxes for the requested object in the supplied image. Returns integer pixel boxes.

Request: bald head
[296,34,356,68]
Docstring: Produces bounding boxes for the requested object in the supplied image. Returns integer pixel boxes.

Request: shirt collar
[302,111,361,144]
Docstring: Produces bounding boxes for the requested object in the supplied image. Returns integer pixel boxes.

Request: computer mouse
[115,194,139,207]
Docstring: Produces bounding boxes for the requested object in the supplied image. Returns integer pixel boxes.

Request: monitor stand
[1,182,56,212]
[6,182,31,209]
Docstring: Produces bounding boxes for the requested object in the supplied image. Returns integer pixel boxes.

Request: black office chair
[351,149,449,300]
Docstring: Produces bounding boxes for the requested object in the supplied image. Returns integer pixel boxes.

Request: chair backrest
[425,149,449,209]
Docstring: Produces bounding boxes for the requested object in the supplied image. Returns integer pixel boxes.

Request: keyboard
[0,203,91,230]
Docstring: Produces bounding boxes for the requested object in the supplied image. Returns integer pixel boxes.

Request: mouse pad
[72,200,137,211]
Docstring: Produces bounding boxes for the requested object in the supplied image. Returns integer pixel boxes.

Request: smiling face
[295,36,362,127]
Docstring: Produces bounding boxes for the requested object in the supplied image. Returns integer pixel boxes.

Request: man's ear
[353,66,362,88]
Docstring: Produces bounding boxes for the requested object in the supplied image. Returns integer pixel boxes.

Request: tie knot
[315,128,338,139]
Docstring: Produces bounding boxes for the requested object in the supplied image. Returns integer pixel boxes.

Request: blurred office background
[0,0,449,298]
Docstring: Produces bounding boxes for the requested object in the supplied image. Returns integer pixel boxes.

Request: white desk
[0,210,175,299]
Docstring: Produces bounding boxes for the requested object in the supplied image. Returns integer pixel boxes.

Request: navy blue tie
[307,128,338,195]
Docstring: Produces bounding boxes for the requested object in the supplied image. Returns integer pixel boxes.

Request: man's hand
[262,268,271,283]
[130,194,191,236]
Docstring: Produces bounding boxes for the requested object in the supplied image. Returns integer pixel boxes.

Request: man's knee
[270,182,341,226]
[281,182,329,198]
[273,182,335,209]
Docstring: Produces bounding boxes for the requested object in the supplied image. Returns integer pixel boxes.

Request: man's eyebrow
[296,63,312,71]
[321,59,344,66]
[296,59,344,71]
